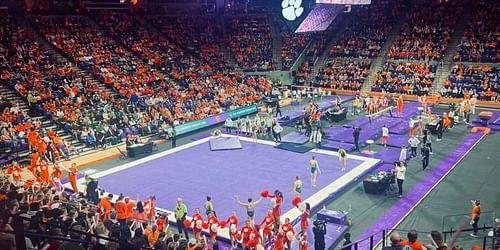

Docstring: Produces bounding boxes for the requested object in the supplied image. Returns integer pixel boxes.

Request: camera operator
[313,219,327,250]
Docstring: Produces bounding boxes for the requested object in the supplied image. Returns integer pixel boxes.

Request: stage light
[282,0,304,21]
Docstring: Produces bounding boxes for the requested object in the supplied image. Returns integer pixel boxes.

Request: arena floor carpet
[92,137,376,230]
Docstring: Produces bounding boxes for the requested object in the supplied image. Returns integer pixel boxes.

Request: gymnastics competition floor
[88,135,379,239]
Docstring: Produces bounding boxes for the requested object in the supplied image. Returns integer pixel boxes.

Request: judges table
[127,142,154,157]
[363,172,394,194]
[324,108,348,122]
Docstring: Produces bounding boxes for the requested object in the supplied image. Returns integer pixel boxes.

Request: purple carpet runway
[356,132,484,248]
[95,139,367,227]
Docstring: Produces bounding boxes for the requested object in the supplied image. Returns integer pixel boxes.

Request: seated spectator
[313,58,371,91]
[372,61,437,96]
[446,64,499,101]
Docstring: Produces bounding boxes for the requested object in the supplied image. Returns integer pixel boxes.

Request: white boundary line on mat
[64,134,380,241]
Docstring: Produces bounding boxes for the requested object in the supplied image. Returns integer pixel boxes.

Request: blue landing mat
[275,143,313,153]
[321,141,357,152]
[209,137,242,151]
[281,131,309,144]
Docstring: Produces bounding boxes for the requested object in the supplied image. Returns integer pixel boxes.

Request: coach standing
[175,198,189,240]
[470,200,481,237]
[421,143,431,171]
[353,127,361,151]
[394,162,406,198]
[408,136,420,158]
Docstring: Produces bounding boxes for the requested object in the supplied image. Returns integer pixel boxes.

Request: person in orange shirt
[7,161,22,185]
[156,213,168,233]
[99,194,113,220]
[397,95,404,116]
[50,163,63,192]
[115,195,127,225]
[259,210,275,245]
[470,200,481,237]
[400,230,426,250]
[125,196,135,220]
[29,151,39,174]
[146,224,160,247]
[38,159,50,185]
[68,163,79,195]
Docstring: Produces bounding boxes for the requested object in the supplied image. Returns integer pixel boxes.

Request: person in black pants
[275,102,282,118]
[421,144,430,171]
[171,127,177,148]
[470,200,481,237]
[436,117,444,141]
[352,127,361,151]
[394,162,406,198]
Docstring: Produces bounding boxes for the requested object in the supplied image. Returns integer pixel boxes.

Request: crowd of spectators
[442,63,499,101]
[372,61,437,96]
[454,0,500,62]
[387,3,462,61]
[313,58,371,90]
[36,14,271,130]
[329,3,398,58]
[276,18,311,70]
[227,16,274,71]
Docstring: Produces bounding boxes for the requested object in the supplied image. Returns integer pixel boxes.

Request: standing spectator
[421,144,431,171]
[382,232,403,250]
[399,145,408,163]
[175,198,189,240]
[436,117,444,141]
[275,102,282,118]
[170,127,177,148]
[394,162,406,198]
[470,200,481,237]
[408,136,420,158]
[401,230,426,250]
[341,233,352,250]
[353,127,361,151]
[273,123,283,142]
[381,124,389,147]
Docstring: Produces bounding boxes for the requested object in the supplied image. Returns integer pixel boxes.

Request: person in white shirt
[381,124,389,147]
[408,136,420,158]
[399,145,408,162]
[225,117,234,133]
[393,162,406,198]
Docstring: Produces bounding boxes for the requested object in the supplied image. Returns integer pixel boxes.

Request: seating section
[372,61,437,96]
[454,0,500,62]
[330,3,398,58]
[443,64,499,101]
[314,58,371,91]
[276,18,312,70]
[227,16,274,71]
[387,3,462,61]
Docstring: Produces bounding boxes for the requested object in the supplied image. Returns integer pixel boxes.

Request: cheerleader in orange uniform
[274,224,285,250]
[282,218,296,250]
[268,190,283,223]
[299,203,311,233]
[259,210,275,244]
[246,230,262,250]
[191,208,205,240]
[227,212,240,249]
[241,219,255,250]
[68,163,79,195]
[143,195,156,223]
[207,211,219,244]
[298,232,309,250]
[131,200,149,225]
[29,151,39,174]
[397,95,404,116]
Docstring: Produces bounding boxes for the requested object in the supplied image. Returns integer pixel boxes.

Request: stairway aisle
[361,20,403,92]
[271,17,283,70]
[431,1,474,95]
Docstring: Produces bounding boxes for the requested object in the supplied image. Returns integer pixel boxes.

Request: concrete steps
[362,20,403,92]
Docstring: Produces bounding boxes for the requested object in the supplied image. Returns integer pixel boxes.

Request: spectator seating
[372,61,437,96]
[443,64,499,101]
[227,15,274,71]
[313,58,371,91]
[276,18,312,70]
[387,3,462,61]
[454,0,500,62]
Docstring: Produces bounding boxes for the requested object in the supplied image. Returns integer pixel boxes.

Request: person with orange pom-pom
[236,196,262,225]
[282,217,296,249]
[241,218,256,250]
[207,211,219,244]
[227,212,240,249]
[268,190,284,224]
[259,210,275,244]
[190,208,204,240]
[274,223,286,250]
[299,203,311,233]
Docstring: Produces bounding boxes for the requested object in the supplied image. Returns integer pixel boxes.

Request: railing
[1,213,154,250]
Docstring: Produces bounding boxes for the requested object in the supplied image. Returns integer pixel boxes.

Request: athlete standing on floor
[309,156,321,187]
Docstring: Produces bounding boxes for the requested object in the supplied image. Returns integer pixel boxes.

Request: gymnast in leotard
[235,196,262,225]
[293,176,303,195]
[309,156,321,187]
